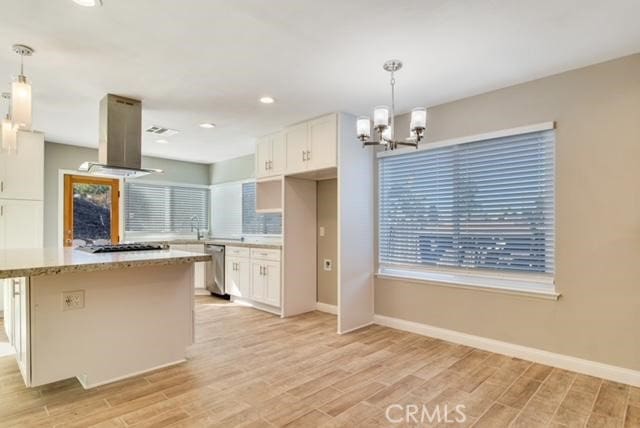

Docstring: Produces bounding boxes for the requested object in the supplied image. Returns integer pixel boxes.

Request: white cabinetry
[225,255,250,298]
[283,114,337,175]
[0,131,44,201]
[256,132,285,179]
[225,245,281,311]
[250,248,281,308]
[0,200,43,249]
[3,278,30,384]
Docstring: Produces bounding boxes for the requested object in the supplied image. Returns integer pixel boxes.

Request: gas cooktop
[76,243,166,254]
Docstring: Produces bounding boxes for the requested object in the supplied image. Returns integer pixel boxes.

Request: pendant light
[357,59,426,150]
[11,44,34,130]
[1,93,17,154]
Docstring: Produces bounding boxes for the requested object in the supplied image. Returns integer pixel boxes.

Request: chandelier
[357,59,426,150]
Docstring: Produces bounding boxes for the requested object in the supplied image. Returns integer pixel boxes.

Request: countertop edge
[0,254,212,279]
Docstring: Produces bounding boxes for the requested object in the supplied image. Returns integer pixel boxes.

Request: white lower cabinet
[3,277,30,385]
[250,259,281,308]
[225,256,250,298]
[225,246,281,311]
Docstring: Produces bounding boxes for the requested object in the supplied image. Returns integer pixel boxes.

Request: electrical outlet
[62,290,85,311]
[323,259,332,271]
[319,226,325,237]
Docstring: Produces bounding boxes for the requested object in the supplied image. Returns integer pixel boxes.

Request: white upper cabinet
[283,113,337,175]
[307,114,337,171]
[0,131,44,201]
[0,199,43,249]
[283,123,308,175]
[256,132,285,179]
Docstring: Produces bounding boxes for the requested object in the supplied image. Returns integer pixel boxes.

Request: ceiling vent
[145,126,179,137]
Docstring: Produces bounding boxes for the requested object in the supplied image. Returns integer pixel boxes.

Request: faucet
[190,215,204,240]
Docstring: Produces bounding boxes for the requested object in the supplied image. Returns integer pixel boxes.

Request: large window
[125,182,210,234]
[211,180,281,238]
[379,126,555,292]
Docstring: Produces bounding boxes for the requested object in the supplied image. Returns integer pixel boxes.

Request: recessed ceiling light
[155,139,168,144]
[199,123,216,129]
[72,0,103,6]
[259,96,275,104]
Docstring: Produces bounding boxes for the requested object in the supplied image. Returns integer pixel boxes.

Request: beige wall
[209,154,255,184]
[317,179,338,305]
[43,142,210,247]
[375,54,640,371]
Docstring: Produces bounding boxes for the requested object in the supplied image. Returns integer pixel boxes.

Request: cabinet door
[0,200,43,249]
[270,132,285,176]
[237,258,251,298]
[3,280,12,343]
[1,131,44,201]
[307,114,337,171]
[264,261,281,307]
[251,261,266,303]
[255,137,272,179]
[225,256,241,297]
[284,123,309,174]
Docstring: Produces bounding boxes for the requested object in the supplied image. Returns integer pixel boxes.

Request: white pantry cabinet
[0,131,44,201]
[256,132,285,179]
[283,113,337,175]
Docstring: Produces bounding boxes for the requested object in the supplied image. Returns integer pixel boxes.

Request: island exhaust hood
[79,94,162,178]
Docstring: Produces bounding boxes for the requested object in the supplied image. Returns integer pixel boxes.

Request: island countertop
[0,248,212,279]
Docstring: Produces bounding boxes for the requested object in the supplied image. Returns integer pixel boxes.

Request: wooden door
[251,261,266,302]
[63,175,120,247]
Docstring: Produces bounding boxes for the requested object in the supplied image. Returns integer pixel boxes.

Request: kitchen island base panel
[29,264,194,389]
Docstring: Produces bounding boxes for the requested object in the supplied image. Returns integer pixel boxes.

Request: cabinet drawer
[250,248,281,261]
[226,246,251,258]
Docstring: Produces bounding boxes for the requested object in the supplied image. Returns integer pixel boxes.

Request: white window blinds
[379,129,555,277]
[125,182,210,233]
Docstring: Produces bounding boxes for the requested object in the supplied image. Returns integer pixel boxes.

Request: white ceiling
[0,0,639,164]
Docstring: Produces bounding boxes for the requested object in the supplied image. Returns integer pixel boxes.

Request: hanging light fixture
[1,93,17,154]
[11,44,34,130]
[357,59,426,150]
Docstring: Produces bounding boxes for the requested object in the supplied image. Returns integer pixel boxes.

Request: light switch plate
[323,259,332,271]
[62,290,85,311]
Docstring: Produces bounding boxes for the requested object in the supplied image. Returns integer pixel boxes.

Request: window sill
[376,268,560,301]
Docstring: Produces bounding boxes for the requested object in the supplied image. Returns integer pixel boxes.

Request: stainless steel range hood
[79,94,162,178]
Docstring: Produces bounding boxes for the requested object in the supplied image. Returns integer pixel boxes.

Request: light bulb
[11,79,32,129]
[373,106,390,129]
[356,116,371,139]
[410,107,427,131]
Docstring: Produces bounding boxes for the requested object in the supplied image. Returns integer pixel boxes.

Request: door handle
[264,161,268,171]
[306,150,311,160]
[1,181,3,192]
[302,151,306,162]
[268,160,273,170]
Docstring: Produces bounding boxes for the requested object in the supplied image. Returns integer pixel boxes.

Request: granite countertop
[0,248,211,279]
[157,238,282,249]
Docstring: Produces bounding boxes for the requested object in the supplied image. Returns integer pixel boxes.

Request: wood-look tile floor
[0,295,638,427]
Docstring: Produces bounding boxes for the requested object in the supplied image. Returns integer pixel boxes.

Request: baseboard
[76,358,186,389]
[339,321,374,335]
[315,302,337,315]
[373,314,640,387]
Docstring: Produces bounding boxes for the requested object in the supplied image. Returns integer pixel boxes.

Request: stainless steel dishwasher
[205,244,228,297]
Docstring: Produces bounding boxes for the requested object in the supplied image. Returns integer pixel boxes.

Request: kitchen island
[1,247,210,389]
